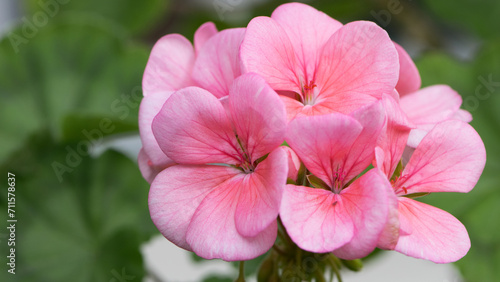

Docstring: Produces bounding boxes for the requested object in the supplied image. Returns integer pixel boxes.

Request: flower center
[391,175,410,195]
[332,167,346,194]
[238,160,255,174]
[302,80,318,105]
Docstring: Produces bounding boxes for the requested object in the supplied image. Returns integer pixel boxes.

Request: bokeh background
[0,0,499,281]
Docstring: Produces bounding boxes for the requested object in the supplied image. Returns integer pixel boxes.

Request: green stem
[277,216,294,247]
[328,256,342,282]
[236,261,245,282]
[272,244,288,256]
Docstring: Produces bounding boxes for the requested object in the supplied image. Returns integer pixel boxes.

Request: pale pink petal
[283,146,300,182]
[315,21,399,113]
[286,114,363,186]
[394,42,421,96]
[194,22,218,55]
[152,87,240,165]
[390,89,400,102]
[406,128,428,148]
[235,147,287,237]
[186,174,277,261]
[192,28,245,98]
[280,185,354,253]
[400,85,463,125]
[376,197,401,250]
[137,148,170,184]
[395,197,470,263]
[397,120,486,194]
[281,95,352,121]
[143,34,195,96]
[375,95,413,177]
[333,169,392,259]
[343,100,385,181]
[241,16,301,92]
[149,165,240,250]
[280,96,304,121]
[271,3,342,80]
[229,73,287,160]
[138,90,175,168]
[451,109,473,123]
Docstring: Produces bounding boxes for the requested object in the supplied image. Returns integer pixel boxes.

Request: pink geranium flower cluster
[139,3,486,266]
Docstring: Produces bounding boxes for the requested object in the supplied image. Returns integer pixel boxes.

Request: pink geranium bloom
[375,96,486,263]
[148,74,288,261]
[393,43,472,147]
[281,102,396,259]
[240,3,399,120]
[139,24,246,182]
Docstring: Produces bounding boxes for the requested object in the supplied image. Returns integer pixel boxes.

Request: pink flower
[280,101,396,259]
[240,3,399,120]
[375,95,486,263]
[139,23,246,182]
[148,73,288,261]
[393,43,472,147]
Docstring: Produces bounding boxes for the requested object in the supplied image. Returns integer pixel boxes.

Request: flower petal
[280,96,304,121]
[194,22,218,55]
[229,73,287,160]
[394,42,421,96]
[315,21,399,113]
[192,28,245,98]
[235,147,287,237]
[400,85,463,125]
[152,87,240,165]
[395,197,470,263]
[149,165,240,250]
[333,169,392,259]
[343,100,385,181]
[271,2,342,80]
[241,16,301,92]
[138,90,175,169]
[452,109,473,123]
[398,120,486,194]
[186,173,277,261]
[137,148,170,184]
[375,94,412,177]
[143,34,195,96]
[286,113,363,187]
[283,146,300,182]
[280,185,354,253]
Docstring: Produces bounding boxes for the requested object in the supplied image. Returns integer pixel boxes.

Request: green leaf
[21,0,170,35]
[0,21,149,162]
[307,174,330,190]
[0,133,156,281]
[401,192,430,199]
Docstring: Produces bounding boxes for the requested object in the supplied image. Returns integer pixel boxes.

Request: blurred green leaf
[61,114,138,143]
[416,52,475,91]
[0,133,155,282]
[0,22,149,162]
[202,275,233,282]
[22,0,169,35]
[422,0,500,39]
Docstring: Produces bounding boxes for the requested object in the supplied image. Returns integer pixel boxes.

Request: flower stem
[236,261,245,282]
[272,244,288,256]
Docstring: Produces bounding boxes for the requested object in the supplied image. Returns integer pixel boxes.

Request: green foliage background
[0,0,498,281]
